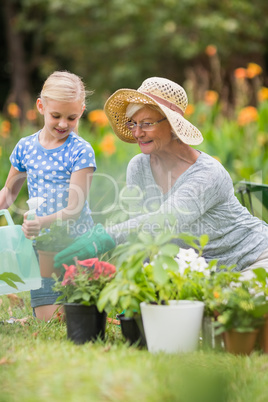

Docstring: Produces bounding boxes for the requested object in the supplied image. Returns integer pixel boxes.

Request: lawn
[1,292,268,402]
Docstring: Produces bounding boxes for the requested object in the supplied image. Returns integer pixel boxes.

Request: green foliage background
[1,0,268,108]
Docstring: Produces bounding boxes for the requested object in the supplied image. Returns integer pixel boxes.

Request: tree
[1,0,268,117]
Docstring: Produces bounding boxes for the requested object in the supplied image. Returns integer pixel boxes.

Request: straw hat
[104,77,203,145]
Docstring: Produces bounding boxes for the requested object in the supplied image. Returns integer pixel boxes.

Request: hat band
[141,92,184,116]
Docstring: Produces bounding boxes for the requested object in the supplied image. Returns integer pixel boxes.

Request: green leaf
[199,234,209,249]
[154,231,175,246]
[109,288,119,306]
[0,277,18,289]
[178,233,199,249]
[159,243,180,257]
[159,256,179,272]
[120,295,132,311]
[252,267,267,284]
[0,272,24,288]
[82,292,90,301]
[153,259,169,285]
[137,231,153,245]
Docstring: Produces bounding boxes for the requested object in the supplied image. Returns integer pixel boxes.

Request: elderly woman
[55,77,268,272]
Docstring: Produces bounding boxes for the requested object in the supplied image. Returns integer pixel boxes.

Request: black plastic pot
[64,303,107,345]
[117,313,147,347]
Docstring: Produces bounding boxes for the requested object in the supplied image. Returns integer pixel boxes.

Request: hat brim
[104,89,203,145]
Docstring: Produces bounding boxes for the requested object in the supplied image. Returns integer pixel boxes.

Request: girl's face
[130,106,172,155]
[36,98,85,142]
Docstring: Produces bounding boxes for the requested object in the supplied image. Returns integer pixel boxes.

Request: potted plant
[98,231,210,353]
[35,220,74,278]
[206,267,268,355]
[97,231,160,346]
[53,257,116,344]
[138,234,212,354]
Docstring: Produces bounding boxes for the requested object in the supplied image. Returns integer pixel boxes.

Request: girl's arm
[22,167,94,238]
[0,166,26,209]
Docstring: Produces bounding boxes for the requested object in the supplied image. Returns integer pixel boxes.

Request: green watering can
[0,209,41,295]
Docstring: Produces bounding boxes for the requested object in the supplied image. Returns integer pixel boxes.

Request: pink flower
[62,264,77,286]
[77,258,116,280]
[77,258,99,268]
[101,261,116,277]
[56,258,116,305]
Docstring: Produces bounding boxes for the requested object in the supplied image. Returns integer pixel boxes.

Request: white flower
[230,281,242,289]
[174,257,188,275]
[176,248,198,263]
[189,257,209,275]
[239,270,256,282]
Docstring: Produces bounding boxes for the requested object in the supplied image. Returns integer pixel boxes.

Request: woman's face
[130,106,173,155]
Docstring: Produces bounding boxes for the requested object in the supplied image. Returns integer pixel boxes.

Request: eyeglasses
[125,117,167,132]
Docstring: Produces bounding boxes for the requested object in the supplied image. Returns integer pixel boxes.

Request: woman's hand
[22,214,41,239]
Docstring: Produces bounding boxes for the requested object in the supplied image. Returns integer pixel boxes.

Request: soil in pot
[117,313,147,347]
[64,303,107,345]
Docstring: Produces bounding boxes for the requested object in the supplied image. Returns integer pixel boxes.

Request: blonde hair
[40,71,93,106]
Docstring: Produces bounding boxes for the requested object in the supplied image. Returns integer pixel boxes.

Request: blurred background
[1,0,268,224]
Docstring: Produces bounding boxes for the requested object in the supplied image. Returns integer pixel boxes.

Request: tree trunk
[2,0,32,124]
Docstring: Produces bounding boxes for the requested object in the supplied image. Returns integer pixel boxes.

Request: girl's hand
[22,214,41,239]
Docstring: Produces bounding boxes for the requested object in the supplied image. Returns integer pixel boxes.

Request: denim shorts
[30,277,63,308]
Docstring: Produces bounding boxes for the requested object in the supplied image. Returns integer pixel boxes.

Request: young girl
[0,71,96,321]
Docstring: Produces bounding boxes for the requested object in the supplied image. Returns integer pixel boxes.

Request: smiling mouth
[55,128,68,134]
[140,140,153,144]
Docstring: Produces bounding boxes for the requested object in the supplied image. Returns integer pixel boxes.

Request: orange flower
[184,104,195,117]
[7,102,21,118]
[99,134,116,156]
[246,63,262,79]
[88,109,109,127]
[26,109,37,121]
[258,87,268,103]
[205,45,217,57]
[0,120,11,138]
[213,291,220,298]
[234,68,247,80]
[237,106,258,126]
[204,90,219,106]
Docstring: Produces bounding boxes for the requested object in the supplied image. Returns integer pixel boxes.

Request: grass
[1,294,268,401]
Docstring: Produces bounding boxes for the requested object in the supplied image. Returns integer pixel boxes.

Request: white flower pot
[140,300,204,354]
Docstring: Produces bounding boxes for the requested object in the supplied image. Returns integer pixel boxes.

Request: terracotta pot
[37,250,61,278]
[257,315,268,353]
[223,329,259,355]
